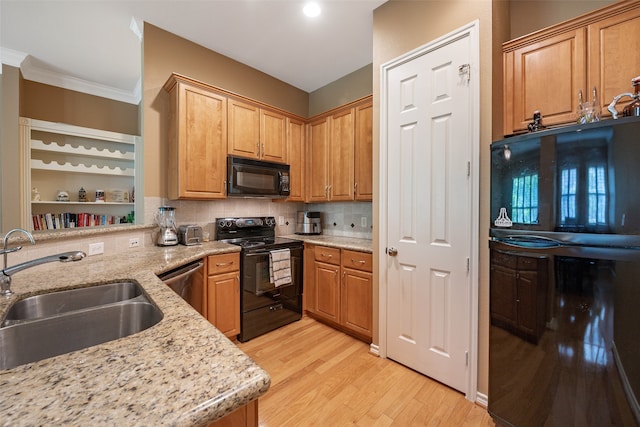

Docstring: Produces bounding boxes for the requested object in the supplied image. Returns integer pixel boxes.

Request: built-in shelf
[31,139,135,161]
[31,159,135,176]
[20,117,141,232]
[32,201,134,206]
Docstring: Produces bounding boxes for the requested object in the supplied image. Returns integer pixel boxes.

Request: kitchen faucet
[1,228,86,296]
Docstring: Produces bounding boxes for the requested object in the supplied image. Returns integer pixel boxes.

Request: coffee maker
[156,206,178,246]
[295,211,322,235]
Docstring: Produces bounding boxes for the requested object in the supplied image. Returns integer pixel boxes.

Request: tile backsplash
[4,198,373,266]
[150,197,373,240]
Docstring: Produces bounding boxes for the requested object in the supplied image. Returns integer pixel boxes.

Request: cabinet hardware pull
[262,143,265,158]
[343,271,346,279]
[321,253,332,258]
[256,141,260,156]
[352,259,366,264]
[216,261,234,267]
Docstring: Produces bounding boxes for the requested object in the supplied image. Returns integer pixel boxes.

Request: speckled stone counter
[0,242,270,427]
[283,234,373,253]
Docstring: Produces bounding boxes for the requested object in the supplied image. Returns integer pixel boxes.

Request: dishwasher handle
[159,261,204,285]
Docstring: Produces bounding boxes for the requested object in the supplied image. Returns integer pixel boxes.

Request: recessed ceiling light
[303,2,321,18]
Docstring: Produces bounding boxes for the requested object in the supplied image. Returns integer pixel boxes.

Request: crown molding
[1,47,140,105]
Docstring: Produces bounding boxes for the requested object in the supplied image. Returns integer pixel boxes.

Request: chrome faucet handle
[607,92,634,119]
[0,246,22,256]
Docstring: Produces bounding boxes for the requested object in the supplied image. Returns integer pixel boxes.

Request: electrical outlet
[88,242,104,256]
[278,216,285,226]
[129,238,140,248]
[361,217,367,227]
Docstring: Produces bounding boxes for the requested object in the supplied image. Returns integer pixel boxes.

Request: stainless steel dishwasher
[158,260,205,314]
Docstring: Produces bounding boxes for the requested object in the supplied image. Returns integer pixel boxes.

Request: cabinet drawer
[208,253,240,275]
[491,250,517,269]
[342,250,373,272]
[517,256,542,271]
[314,246,341,265]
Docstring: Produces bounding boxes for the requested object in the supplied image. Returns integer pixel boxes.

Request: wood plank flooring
[237,316,495,426]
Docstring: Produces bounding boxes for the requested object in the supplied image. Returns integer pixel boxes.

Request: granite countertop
[0,242,269,427]
[284,234,373,253]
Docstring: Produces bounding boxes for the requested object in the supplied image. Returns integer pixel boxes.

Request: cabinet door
[169,82,227,199]
[306,117,330,202]
[207,271,240,338]
[588,6,640,119]
[516,270,538,337]
[341,267,373,340]
[504,29,586,135]
[260,109,287,163]
[228,99,260,160]
[313,261,340,323]
[354,99,373,201]
[490,264,517,328]
[329,108,355,201]
[287,117,305,202]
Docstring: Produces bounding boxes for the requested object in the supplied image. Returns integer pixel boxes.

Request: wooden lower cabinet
[205,253,240,339]
[209,399,258,427]
[490,249,549,343]
[304,244,373,342]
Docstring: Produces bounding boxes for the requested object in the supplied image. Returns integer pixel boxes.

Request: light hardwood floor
[237,316,495,426]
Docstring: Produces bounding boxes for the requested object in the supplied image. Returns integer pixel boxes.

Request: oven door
[241,246,303,295]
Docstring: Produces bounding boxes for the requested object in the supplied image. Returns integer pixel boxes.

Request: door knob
[387,247,398,256]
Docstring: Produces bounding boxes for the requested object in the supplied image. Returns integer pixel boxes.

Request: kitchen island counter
[0,242,269,427]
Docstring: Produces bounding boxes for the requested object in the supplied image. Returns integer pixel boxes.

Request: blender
[156,206,178,246]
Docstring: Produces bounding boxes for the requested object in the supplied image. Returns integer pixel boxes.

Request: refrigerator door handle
[493,235,564,249]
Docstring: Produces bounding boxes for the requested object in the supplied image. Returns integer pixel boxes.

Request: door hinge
[466,257,470,272]
[467,161,470,177]
[465,351,469,366]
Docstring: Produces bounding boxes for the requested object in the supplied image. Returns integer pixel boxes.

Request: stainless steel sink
[2,281,144,325]
[0,282,163,371]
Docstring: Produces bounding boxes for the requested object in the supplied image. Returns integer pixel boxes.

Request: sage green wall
[308,64,373,117]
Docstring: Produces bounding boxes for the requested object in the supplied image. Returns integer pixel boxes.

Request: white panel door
[386,33,472,393]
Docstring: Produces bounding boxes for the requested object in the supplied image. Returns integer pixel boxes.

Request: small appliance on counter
[156,206,178,246]
[178,224,203,245]
[295,211,322,235]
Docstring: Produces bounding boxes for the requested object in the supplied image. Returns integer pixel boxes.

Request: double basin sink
[0,281,163,371]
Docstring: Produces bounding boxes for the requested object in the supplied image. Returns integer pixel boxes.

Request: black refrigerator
[488,117,640,427]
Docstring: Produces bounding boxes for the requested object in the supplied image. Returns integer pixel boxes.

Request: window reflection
[511,174,539,224]
[560,167,577,223]
[588,165,607,225]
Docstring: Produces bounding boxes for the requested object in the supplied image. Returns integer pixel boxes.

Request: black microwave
[227,156,290,198]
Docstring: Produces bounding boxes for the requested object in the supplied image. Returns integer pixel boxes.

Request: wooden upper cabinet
[228,99,260,159]
[329,107,355,201]
[588,7,640,119]
[287,117,306,202]
[306,96,372,203]
[306,116,330,202]
[260,109,287,163]
[503,1,640,136]
[165,76,227,200]
[504,29,587,135]
[354,99,373,201]
[228,98,287,163]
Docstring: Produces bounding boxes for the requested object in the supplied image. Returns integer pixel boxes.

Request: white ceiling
[0,0,387,104]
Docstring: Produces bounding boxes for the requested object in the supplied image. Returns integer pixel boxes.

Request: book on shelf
[32,212,127,231]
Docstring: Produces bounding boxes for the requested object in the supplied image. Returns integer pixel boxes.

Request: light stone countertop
[0,234,372,425]
[0,242,270,427]
[283,234,373,253]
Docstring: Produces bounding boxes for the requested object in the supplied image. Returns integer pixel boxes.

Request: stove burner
[239,241,266,248]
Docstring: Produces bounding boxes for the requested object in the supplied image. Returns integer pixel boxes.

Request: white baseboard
[476,391,488,408]
[369,343,380,357]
